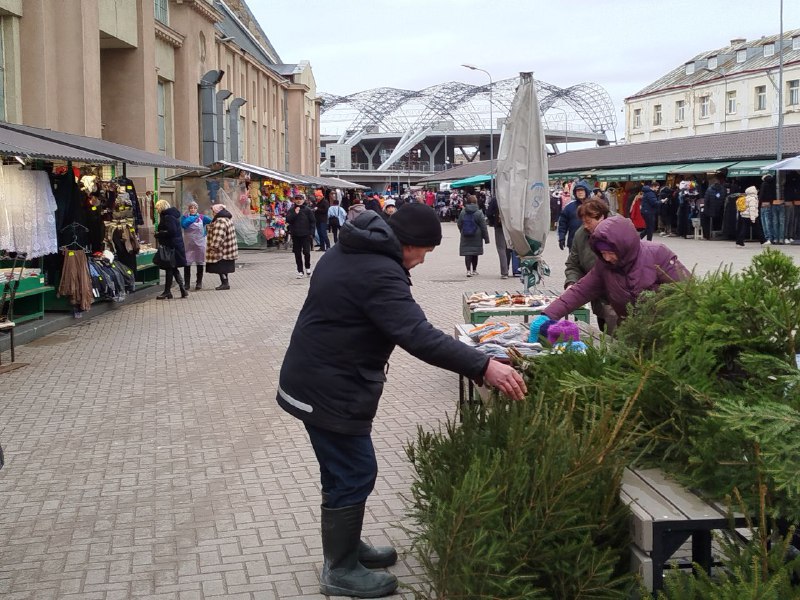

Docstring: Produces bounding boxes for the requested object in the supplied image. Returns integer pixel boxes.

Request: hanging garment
[0,166,59,257]
[58,249,93,312]
[50,170,80,233]
[115,177,144,226]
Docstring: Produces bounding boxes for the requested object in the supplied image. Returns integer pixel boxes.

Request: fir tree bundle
[407,249,800,598]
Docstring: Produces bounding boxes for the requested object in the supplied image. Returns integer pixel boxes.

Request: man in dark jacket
[277,204,526,598]
[286,193,316,278]
[314,191,331,251]
[701,179,725,240]
[557,179,590,250]
[639,182,660,241]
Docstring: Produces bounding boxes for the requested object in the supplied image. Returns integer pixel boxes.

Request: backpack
[735,195,747,213]
[461,211,478,236]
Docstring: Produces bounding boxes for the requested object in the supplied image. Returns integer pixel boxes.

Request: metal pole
[461,64,493,197]
[776,0,784,204]
[489,73,494,199]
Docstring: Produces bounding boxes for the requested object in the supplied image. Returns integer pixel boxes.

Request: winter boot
[320,493,397,570]
[175,271,189,298]
[319,504,397,598]
[358,541,397,569]
[195,265,204,290]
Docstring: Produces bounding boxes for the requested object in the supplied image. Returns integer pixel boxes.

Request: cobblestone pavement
[1,223,798,600]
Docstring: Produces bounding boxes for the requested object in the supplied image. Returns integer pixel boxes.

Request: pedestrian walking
[154,199,188,300]
[457,194,490,277]
[205,204,238,290]
[346,197,367,222]
[327,194,346,244]
[381,198,397,220]
[486,195,511,279]
[558,180,590,250]
[287,193,316,278]
[639,181,660,241]
[314,190,331,251]
[181,201,212,290]
[276,203,526,598]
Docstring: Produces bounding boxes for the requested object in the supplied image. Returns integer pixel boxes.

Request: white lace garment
[0,165,58,257]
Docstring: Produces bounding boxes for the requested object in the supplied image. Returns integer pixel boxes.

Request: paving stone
[0,226,797,599]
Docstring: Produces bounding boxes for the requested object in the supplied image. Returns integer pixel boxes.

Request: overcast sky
[250,0,800,137]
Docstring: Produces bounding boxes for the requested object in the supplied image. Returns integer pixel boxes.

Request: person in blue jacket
[277,203,526,598]
[558,179,590,250]
[181,201,212,290]
[639,181,660,241]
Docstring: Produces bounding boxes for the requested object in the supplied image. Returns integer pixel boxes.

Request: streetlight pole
[462,64,494,198]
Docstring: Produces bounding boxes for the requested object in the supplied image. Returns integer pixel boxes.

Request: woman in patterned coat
[205,204,239,290]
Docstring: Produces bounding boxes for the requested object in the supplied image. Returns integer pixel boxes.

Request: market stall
[0,122,206,319]
[167,160,365,250]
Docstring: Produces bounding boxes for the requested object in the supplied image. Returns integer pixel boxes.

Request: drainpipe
[216,90,233,161]
[229,98,247,162]
[199,70,224,166]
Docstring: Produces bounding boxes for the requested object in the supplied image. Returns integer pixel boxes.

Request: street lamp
[548,106,569,152]
[462,64,494,197]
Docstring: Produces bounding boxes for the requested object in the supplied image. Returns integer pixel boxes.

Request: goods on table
[465,291,554,309]
[458,321,546,358]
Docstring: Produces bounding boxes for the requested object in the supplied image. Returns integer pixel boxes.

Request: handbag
[152,245,176,269]
[328,215,339,228]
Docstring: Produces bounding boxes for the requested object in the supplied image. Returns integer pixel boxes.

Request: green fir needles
[406,249,800,599]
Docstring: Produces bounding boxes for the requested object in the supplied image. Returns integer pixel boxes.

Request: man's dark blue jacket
[277,212,489,435]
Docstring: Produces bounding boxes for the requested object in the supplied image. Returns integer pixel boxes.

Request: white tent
[762,155,800,170]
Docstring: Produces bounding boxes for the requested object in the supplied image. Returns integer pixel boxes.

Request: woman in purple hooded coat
[543,215,690,322]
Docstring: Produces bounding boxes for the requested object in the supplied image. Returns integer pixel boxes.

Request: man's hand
[482,359,527,401]
[558,239,566,251]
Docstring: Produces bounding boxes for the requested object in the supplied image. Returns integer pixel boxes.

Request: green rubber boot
[319,504,398,598]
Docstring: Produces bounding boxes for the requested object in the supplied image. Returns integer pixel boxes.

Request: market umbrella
[495,72,550,291]
[450,174,493,188]
[761,155,800,171]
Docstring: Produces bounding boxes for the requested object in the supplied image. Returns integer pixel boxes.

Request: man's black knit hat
[388,203,442,247]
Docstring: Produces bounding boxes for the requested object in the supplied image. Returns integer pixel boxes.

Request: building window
[653,104,662,126]
[685,63,695,75]
[763,43,775,57]
[794,36,800,51]
[0,22,5,122]
[633,108,641,128]
[154,0,168,25]
[788,80,800,106]
[675,100,685,122]
[699,95,710,118]
[736,49,747,63]
[726,91,737,114]
[708,56,718,69]
[157,80,166,153]
[756,85,767,111]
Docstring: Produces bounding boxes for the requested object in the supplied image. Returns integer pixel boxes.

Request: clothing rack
[60,222,89,251]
